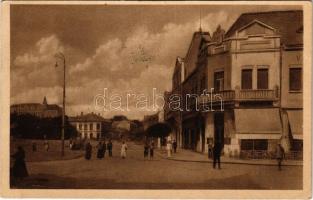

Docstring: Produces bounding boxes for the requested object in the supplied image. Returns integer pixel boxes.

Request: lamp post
[55,52,66,156]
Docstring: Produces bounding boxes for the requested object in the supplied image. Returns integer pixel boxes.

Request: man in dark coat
[97,141,103,159]
[144,141,149,160]
[173,140,177,153]
[213,142,222,169]
[11,146,28,178]
[107,140,113,157]
[85,142,92,160]
[150,141,155,159]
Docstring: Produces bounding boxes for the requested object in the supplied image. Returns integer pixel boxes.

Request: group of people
[143,140,155,160]
[85,139,113,160]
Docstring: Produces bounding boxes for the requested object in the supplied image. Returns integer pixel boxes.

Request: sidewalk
[156,148,303,166]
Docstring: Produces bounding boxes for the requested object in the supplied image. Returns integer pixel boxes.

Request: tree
[146,122,172,138]
[10,113,78,139]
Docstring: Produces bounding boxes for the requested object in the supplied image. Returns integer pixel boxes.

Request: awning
[287,110,303,140]
[234,108,282,139]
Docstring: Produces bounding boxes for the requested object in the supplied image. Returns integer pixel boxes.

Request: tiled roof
[11,103,42,107]
[69,113,105,122]
[46,104,62,110]
[225,10,303,46]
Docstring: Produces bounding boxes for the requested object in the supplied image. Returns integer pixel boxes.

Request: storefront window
[241,139,268,151]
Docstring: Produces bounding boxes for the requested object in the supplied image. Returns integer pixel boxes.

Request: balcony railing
[236,89,277,101]
[198,90,235,104]
[197,89,278,105]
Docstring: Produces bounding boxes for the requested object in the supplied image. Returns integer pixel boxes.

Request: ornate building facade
[164,10,303,159]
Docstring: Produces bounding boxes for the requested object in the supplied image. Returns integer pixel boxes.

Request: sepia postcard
[0,1,312,199]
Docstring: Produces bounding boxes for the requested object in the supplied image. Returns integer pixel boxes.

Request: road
[13,141,302,189]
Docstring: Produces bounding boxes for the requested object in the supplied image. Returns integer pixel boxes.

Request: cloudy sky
[10,4,300,119]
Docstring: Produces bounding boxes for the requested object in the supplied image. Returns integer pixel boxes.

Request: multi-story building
[10,96,62,118]
[69,112,109,140]
[164,10,303,159]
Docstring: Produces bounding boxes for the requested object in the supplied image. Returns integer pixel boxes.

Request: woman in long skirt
[144,142,149,160]
[120,141,128,159]
[11,146,28,179]
[85,142,92,160]
[97,141,103,159]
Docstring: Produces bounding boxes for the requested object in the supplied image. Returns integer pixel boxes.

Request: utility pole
[55,52,66,156]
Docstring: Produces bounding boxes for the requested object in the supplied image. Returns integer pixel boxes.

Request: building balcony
[235,89,278,101]
[197,89,279,106]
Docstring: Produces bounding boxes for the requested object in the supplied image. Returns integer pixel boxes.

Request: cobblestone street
[14,141,302,189]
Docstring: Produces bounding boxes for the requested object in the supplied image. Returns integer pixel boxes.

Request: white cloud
[11,11,236,119]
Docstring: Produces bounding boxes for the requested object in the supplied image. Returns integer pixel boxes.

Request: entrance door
[214,113,224,146]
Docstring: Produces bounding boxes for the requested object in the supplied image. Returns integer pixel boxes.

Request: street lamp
[55,52,66,157]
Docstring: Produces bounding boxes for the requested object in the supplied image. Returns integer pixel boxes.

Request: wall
[74,122,102,139]
[206,52,232,90]
[231,50,280,90]
[281,50,303,108]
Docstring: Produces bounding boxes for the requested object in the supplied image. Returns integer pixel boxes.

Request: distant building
[69,112,110,140]
[10,96,62,118]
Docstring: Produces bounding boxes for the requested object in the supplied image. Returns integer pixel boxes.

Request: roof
[69,113,105,122]
[46,104,62,110]
[11,103,42,107]
[185,31,210,59]
[225,10,303,46]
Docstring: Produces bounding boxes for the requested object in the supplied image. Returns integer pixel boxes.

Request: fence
[240,150,302,160]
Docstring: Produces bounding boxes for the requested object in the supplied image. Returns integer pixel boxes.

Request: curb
[155,152,303,166]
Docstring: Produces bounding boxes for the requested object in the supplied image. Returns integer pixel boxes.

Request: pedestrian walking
[11,146,28,179]
[276,143,285,171]
[85,142,92,160]
[150,141,155,159]
[144,141,149,160]
[32,142,37,152]
[173,140,177,153]
[97,141,104,159]
[69,139,73,150]
[208,140,213,159]
[166,140,172,158]
[103,139,107,158]
[107,140,113,157]
[213,142,222,169]
[120,141,128,159]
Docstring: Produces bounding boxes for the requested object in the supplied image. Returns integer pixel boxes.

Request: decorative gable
[237,20,276,37]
